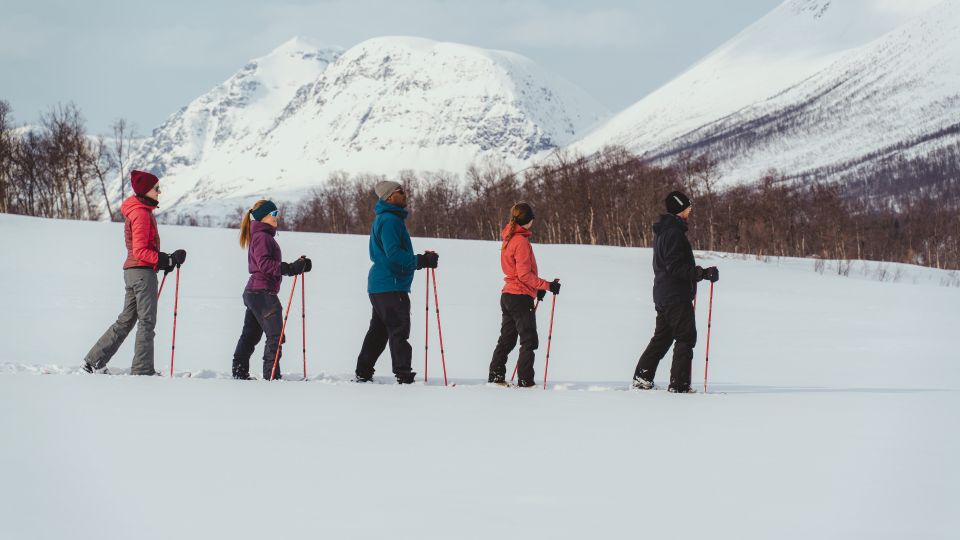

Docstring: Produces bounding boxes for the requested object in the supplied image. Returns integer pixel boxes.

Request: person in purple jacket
[231,200,312,380]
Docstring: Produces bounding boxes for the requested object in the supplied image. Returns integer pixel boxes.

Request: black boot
[516,379,536,388]
[395,372,416,384]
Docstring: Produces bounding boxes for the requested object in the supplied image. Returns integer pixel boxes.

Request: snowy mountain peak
[571,0,955,187]
[789,0,832,18]
[125,35,607,224]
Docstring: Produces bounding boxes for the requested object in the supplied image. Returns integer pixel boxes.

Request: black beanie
[665,191,691,215]
[513,203,534,226]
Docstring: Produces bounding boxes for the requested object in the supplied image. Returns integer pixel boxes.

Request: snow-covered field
[1,213,958,539]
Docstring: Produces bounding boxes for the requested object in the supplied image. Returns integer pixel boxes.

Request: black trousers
[356,292,414,379]
[232,290,285,379]
[635,301,698,389]
[489,293,539,383]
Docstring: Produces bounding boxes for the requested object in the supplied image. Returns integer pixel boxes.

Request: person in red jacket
[83,170,186,375]
[488,202,560,387]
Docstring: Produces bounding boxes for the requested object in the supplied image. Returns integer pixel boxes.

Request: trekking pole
[424,270,430,383]
[301,272,307,380]
[510,297,541,382]
[157,271,169,299]
[168,266,181,377]
[542,294,558,390]
[430,268,448,386]
[703,282,715,393]
[269,274,299,381]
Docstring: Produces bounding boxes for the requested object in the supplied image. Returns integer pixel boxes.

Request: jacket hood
[251,219,277,237]
[653,213,687,235]
[501,223,532,241]
[121,195,157,218]
[375,199,408,219]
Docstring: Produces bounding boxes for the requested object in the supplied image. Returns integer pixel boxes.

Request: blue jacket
[367,200,419,293]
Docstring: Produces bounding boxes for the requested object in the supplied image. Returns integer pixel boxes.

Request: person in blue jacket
[355,181,438,383]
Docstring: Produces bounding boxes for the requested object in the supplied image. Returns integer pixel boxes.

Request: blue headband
[250,201,278,221]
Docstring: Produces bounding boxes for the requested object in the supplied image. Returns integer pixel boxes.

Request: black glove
[694,265,705,282]
[703,266,719,283]
[417,251,439,269]
[157,252,175,274]
[282,258,308,276]
[171,249,187,266]
[548,279,561,295]
[536,289,547,302]
[300,256,312,273]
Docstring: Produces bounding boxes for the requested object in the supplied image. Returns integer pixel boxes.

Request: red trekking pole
[269,274,299,381]
[430,268,448,386]
[424,270,430,383]
[157,272,168,299]
[542,294,557,390]
[703,282,715,393]
[510,297,541,382]
[301,273,307,380]
[168,266,181,377]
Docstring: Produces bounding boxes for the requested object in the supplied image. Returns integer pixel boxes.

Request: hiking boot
[631,376,655,390]
[516,379,536,388]
[667,385,696,394]
[488,373,506,384]
[395,372,416,385]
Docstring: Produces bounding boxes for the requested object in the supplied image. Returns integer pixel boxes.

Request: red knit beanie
[131,170,159,196]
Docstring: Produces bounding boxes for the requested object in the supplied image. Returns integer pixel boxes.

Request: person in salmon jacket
[488,202,560,388]
[83,170,186,376]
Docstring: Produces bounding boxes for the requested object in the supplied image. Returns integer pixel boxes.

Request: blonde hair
[501,202,533,251]
[239,200,269,249]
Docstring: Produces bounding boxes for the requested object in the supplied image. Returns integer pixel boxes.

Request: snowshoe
[667,386,696,394]
[395,373,416,385]
[488,373,506,384]
[631,376,655,390]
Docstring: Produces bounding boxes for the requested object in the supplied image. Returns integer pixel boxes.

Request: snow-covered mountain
[125,36,607,224]
[572,0,959,186]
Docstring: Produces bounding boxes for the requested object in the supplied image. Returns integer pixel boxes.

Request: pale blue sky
[1,0,781,134]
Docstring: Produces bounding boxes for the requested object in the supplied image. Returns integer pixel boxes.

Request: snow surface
[1,213,958,539]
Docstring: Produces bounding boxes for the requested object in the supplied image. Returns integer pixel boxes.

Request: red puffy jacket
[500,224,549,298]
[121,196,160,270]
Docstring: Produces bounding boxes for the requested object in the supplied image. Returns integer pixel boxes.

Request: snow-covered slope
[1,213,958,538]
[128,36,607,225]
[572,0,958,185]
[114,37,342,223]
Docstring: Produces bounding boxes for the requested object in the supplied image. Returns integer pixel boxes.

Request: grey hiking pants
[84,267,159,374]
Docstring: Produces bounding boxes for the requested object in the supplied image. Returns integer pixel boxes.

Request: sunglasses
[152,186,162,194]
[269,210,279,217]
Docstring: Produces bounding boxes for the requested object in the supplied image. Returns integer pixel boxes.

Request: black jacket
[651,213,697,307]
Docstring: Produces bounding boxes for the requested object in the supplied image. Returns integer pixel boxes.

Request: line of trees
[288,147,960,270]
[3,99,956,270]
[0,100,137,221]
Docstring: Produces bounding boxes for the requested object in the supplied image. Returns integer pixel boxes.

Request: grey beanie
[374,180,402,200]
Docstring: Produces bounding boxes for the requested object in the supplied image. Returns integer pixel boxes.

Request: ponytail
[501,222,518,251]
[501,202,534,251]
[239,199,269,249]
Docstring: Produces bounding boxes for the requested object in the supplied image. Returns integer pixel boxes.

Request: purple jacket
[246,220,283,293]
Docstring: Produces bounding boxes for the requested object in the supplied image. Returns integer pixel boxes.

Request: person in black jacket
[633,191,719,393]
